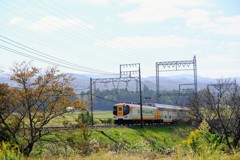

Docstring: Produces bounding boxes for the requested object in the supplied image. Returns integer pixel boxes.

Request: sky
[0,0,240,78]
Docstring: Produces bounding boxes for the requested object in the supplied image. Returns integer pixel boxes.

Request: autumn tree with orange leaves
[0,62,86,156]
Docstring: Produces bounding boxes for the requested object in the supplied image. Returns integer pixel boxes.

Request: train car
[154,104,192,124]
[113,102,192,125]
[113,103,161,125]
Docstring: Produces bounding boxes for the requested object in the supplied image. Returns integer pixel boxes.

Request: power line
[94,95,118,103]
[0,44,116,74]
[46,0,144,52]
[0,35,117,75]
[4,0,142,61]
[0,5,132,72]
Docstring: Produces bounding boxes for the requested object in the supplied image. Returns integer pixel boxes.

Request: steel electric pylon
[156,56,197,104]
[90,63,143,128]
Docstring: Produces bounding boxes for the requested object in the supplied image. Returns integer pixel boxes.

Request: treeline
[80,86,194,110]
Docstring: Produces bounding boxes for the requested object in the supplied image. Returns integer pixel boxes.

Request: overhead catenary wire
[0,7,124,70]
[46,0,144,53]
[0,35,117,75]
[94,95,118,103]
[3,0,143,61]
[0,0,151,79]
[0,44,117,74]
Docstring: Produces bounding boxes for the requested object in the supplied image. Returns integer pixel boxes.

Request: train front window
[124,105,130,115]
[113,106,117,116]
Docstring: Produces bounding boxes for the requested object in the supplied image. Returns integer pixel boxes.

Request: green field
[33,125,194,158]
[46,111,113,127]
[2,124,240,159]
[93,111,112,119]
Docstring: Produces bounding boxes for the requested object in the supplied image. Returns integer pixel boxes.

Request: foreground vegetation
[1,124,240,160]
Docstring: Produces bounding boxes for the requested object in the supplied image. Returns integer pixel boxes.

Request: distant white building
[66,106,74,112]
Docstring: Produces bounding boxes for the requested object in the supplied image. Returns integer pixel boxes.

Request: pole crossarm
[179,83,195,89]
[120,63,140,78]
[156,60,194,71]
[92,77,139,84]
[207,80,237,89]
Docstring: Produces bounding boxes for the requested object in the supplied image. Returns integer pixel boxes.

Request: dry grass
[46,111,113,127]
[31,150,240,160]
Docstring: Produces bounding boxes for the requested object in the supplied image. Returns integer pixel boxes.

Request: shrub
[99,118,113,125]
[0,141,23,160]
[181,120,226,159]
[76,111,91,125]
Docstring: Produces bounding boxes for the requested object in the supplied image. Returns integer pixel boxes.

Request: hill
[1,73,239,93]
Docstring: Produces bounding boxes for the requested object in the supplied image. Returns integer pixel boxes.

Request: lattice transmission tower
[156,56,197,104]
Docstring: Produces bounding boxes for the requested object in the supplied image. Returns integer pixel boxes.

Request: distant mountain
[1,73,239,93]
[0,75,10,84]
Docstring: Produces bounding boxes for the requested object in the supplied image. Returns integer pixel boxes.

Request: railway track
[42,123,182,131]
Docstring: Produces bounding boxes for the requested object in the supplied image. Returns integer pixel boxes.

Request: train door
[163,110,172,123]
[117,104,124,117]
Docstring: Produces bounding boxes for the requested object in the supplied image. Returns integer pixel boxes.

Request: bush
[76,111,91,125]
[181,120,226,159]
[0,141,23,160]
[0,125,12,142]
[99,118,113,125]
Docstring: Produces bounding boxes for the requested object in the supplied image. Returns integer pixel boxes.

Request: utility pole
[120,63,143,128]
[90,78,93,126]
[139,64,143,128]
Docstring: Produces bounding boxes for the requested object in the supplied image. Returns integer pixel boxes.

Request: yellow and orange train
[113,103,192,125]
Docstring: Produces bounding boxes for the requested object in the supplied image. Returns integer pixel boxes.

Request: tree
[0,62,86,156]
[188,79,240,150]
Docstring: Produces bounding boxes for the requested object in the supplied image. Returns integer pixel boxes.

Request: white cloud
[119,0,240,35]
[55,0,109,6]
[200,54,240,64]
[185,10,240,35]
[8,17,27,25]
[28,16,95,31]
[95,36,213,49]
[225,41,240,48]
[8,16,95,32]
[105,16,114,22]
[119,0,209,23]
[87,0,109,5]
[213,15,240,35]
[221,41,240,52]
[199,54,240,78]
[185,9,214,28]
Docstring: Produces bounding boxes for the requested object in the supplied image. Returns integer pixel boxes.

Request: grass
[34,125,193,153]
[30,125,240,159]
[3,124,240,160]
[35,151,240,160]
[93,111,112,119]
[91,126,193,153]
[46,111,113,127]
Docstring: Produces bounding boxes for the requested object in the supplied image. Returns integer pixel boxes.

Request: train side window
[169,115,171,118]
[124,105,130,115]
[165,115,167,119]
[113,106,117,115]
